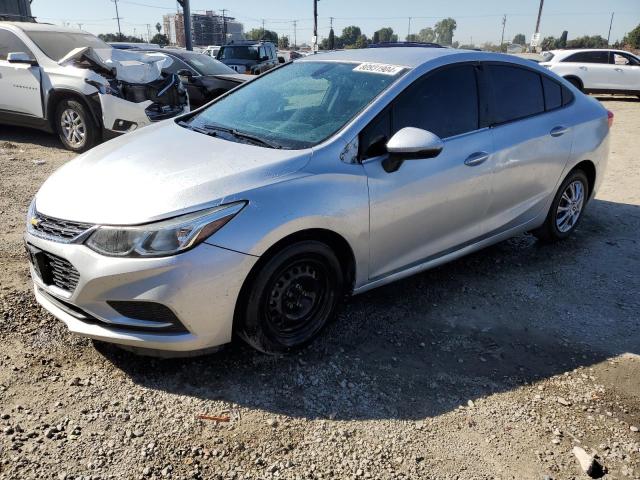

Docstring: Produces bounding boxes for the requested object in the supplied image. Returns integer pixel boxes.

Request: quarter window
[486,64,544,124]
[0,29,35,61]
[563,51,610,64]
[393,64,479,139]
[541,76,562,111]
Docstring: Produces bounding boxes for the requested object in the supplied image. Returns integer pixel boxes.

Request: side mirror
[383,127,444,173]
[278,56,285,64]
[7,52,37,66]
[176,69,194,79]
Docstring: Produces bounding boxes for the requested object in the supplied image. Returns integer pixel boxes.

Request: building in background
[0,0,33,21]
[163,10,243,48]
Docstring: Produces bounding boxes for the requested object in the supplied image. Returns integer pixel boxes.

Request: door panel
[610,53,640,91]
[0,29,42,117]
[365,130,494,279]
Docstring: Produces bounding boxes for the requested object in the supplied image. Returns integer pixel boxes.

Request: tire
[532,170,589,242]
[564,76,583,92]
[237,241,344,354]
[55,99,98,152]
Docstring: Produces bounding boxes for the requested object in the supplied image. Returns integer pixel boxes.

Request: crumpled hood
[35,121,311,225]
[59,47,174,84]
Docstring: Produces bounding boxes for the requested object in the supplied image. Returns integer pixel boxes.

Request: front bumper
[25,231,257,352]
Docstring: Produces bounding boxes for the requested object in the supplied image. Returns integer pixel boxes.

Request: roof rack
[368,41,444,49]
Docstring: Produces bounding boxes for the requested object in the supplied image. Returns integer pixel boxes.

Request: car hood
[58,47,174,84]
[35,121,312,225]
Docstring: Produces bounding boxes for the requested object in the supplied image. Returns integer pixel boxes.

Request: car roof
[298,47,472,68]
[0,21,84,34]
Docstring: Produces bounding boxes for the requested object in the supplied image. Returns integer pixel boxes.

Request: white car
[540,48,640,97]
[0,22,189,151]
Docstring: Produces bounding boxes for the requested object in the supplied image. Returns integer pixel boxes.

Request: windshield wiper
[177,120,212,135]
[204,123,282,149]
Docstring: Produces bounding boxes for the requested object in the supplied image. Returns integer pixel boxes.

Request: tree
[150,33,169,46]
[98,33,144,43]
[418,27,435,43]
[434,18,457,45]
[374,27,397,43]
[406,33,420,42]
[540,36,556,51]
[557,30,568,48]
[623,23,640,48]
[155,22,161,34]
[372,31,380,44]
[278,36,289,49]
[246,28,278,43]
[328,28,335,50]
[340,26,362,47]
[354,34,369,49]
[566,35,607,48]
[512,33,526,45]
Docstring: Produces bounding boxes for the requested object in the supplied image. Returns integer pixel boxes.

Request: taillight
[607,110,614,128]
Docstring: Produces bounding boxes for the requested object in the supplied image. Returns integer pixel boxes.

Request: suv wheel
[237,241,344,353]
[55,99,98,152]
[532,170,589,242]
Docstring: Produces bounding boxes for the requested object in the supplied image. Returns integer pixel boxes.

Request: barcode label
[353,62,405,75]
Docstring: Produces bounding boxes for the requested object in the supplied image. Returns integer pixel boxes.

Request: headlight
[85,202,245,257]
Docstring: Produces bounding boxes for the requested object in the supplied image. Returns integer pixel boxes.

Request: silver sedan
[25,47,611,355]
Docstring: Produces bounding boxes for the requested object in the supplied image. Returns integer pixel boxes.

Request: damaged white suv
[0,22,189,151]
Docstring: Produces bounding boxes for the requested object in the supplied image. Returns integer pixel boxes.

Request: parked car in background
[540,49,640,97]
[109,42,161,50]
[25,48,610,356]
[137,48,250,108]
[216,40,278,74]
[202,45,220,58]
[277,50,304,63]
[0,22,188,151]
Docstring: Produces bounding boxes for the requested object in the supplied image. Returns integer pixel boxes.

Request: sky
[31,0,640,46]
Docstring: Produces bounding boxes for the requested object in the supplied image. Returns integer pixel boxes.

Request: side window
[0,29,35,61]
[393,64,479,139]
[270,46,276,60]
[612,52,639,66]
[563,51,609,64]
[541,76,562,111]
[486,64,544,124]
[258,46,266,60]
[158,56,192,74]
[561,85,574,106]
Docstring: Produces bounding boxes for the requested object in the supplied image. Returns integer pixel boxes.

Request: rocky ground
[1,97,639,480]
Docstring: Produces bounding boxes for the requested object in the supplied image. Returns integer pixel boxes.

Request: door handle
[464,151,489,166]
[550,126,569,137]
[614,67,623,72]
[579,66,587,70]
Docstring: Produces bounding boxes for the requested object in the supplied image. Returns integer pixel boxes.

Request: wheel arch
[232,228,357,330]
[570,159,596,200]
[563,75,584,91]
[46,89,102,132]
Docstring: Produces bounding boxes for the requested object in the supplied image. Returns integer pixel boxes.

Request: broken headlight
[85,79,119,96]
[85,202,245,257]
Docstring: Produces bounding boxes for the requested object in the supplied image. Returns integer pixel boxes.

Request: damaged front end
[60,47,189,134]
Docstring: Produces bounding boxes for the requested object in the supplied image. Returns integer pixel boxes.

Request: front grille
[31,212,92,241]
[44,252,80,292]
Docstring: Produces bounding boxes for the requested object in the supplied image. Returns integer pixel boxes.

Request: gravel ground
[1,97,639,480]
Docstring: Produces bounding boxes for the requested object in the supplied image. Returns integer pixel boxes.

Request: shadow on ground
[0,125,65,150]
[98,198,640,421]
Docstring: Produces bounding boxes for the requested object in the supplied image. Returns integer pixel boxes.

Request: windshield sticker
[353,62,405,75]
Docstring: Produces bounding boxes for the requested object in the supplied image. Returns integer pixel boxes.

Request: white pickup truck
[540,48,640,98]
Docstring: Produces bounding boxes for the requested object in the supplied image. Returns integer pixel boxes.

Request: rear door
[610,51,640,91]
[0,28,43,118]
[363,63,495,279]
[483,63,574,233]
[561,50,613,89]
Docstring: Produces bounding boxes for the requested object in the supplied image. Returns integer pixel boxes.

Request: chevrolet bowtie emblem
[30,217,40,227]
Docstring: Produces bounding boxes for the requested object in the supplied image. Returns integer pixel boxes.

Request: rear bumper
[26,231,257,353]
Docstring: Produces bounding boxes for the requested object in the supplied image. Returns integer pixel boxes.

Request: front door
[0,29,42,117]
[610,51,640,91]
[363,64,494,280]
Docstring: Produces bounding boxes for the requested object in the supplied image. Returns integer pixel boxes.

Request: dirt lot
[1,97,639,480]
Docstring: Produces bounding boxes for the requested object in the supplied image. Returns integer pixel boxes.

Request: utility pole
[313,0,318,53]
[77,23,83,30]
[407,17,411,39]
[177,0,192,50]
[146,23,152,42]
[534,0,544,39]
[607,12,614,45]
[221,9,228,45]
[293,20,298,49]
[111,0,123,40]
[500,14,507,52]
[261,18,265,39]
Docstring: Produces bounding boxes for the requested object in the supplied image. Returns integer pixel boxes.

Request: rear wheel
[532,170,589,242]
[55,99,98,152]
[237,241,344,353]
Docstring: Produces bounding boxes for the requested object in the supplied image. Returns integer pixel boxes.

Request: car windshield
[24,31,110,61]
[185,61,406,149]
[180,52,236,75]
[217,45,259,60]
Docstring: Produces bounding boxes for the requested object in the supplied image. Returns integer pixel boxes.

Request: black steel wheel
[237,241,344,353]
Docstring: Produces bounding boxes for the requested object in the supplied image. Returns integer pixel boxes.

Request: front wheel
[55,99,98,152]
[532,170,589,242]
[237,241,344,354]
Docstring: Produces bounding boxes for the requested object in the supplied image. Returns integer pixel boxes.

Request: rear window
[217,45,259,61]
[563,51,610,64]
[486,64,544,124]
